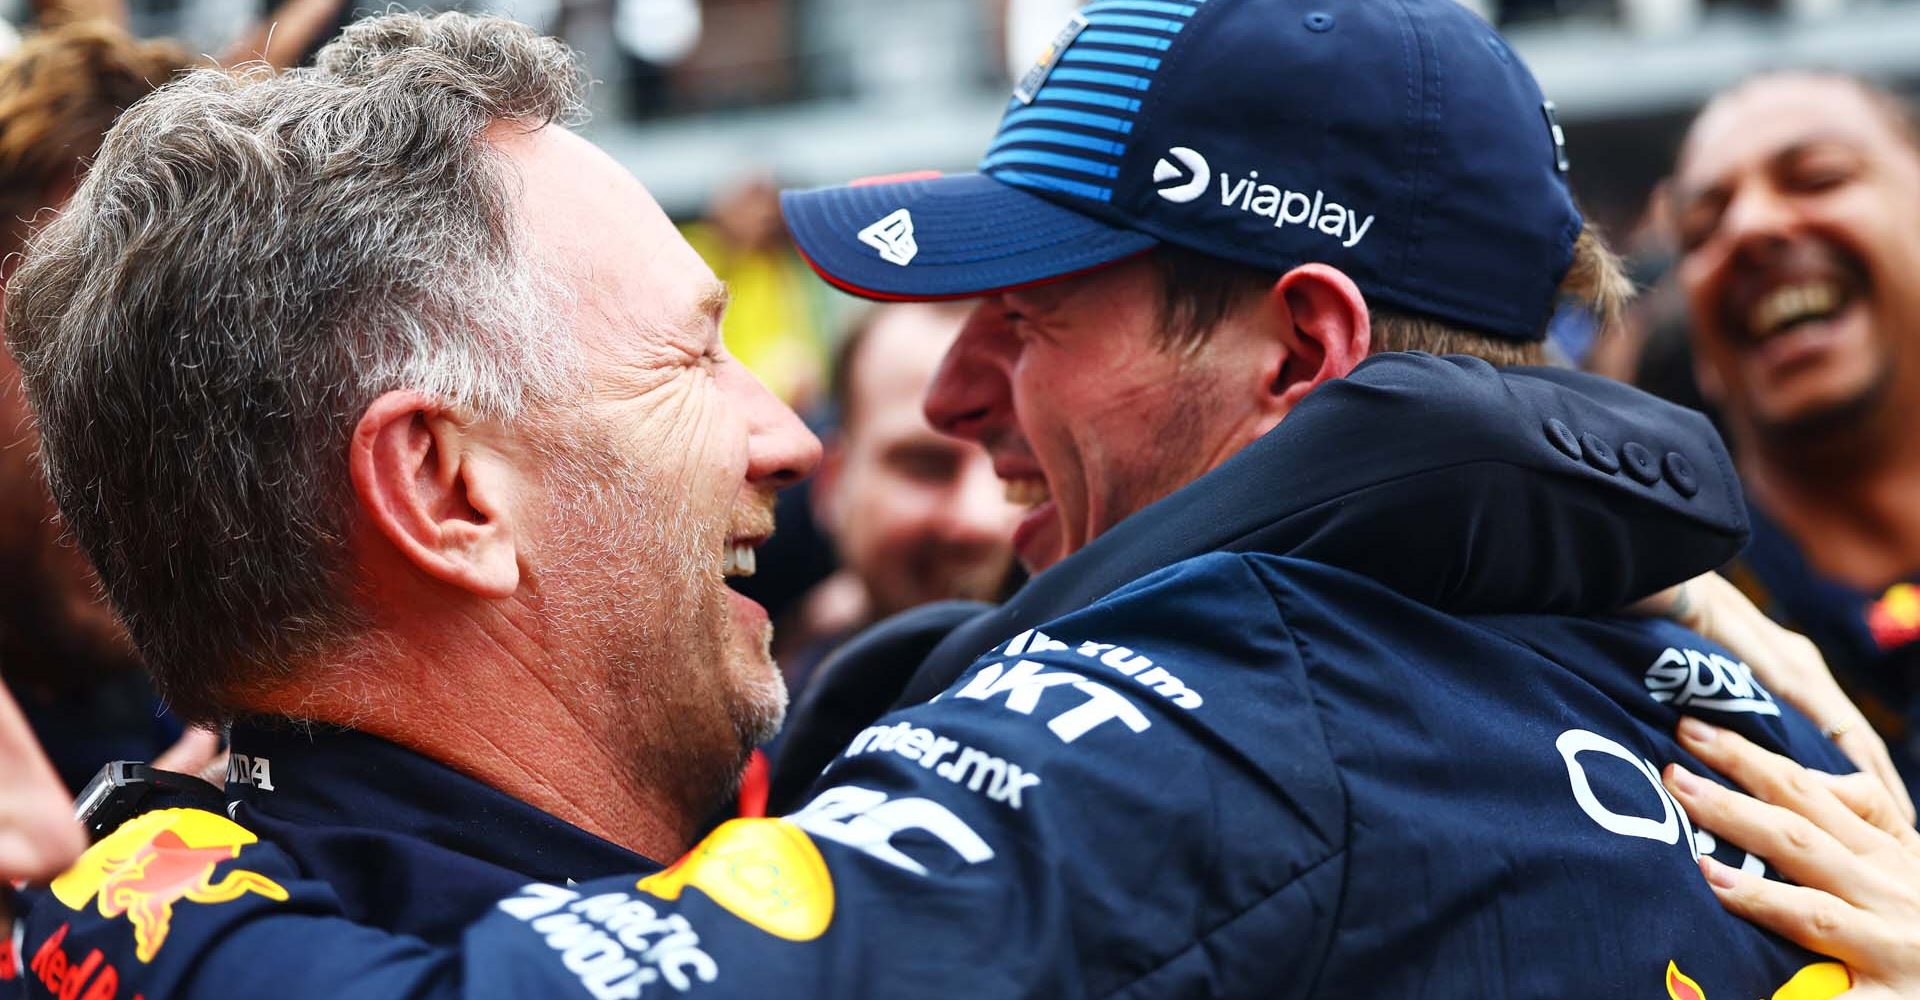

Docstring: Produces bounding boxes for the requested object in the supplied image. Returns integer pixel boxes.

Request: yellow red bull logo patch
[637,817,833,942]
[1665,959,1850,1000]
[1769,963,1852,1000]
[50,808,288,963]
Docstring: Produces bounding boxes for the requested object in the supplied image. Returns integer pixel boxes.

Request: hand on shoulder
[1664,719,1920,1000]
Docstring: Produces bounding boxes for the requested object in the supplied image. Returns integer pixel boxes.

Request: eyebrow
[1677,133,1862,207]
[1768,134,1863,167]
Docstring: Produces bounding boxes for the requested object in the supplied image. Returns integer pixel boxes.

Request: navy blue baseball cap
[781,0,1583,341]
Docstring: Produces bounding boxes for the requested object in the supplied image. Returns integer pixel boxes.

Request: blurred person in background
[5,0,126,33]
[1672,72,1920,800]
[778,301,1020,688]
[684,174,835,408]
[3,0,347,69]
[762,302,1020,791]
[220,0,356,69]
[0,19,221,790]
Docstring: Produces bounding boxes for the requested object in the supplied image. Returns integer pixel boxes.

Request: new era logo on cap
[858,208,918,266]
[1152,146,1209,203]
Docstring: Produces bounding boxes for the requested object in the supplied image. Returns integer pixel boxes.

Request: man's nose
[733,364,821,489]
[1719,183,1798,254]
[923,304,1012,444]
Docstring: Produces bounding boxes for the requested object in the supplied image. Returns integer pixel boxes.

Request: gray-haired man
[7,8,817,944]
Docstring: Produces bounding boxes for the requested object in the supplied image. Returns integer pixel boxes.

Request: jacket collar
[226,718,652,886]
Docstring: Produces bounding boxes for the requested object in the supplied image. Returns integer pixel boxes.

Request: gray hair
[4,11,589,721]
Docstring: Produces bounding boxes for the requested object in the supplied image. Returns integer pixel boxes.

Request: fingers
[0,810,86,883]
[0,686,84,883]
[1625,580,1690,620]
[1708,577,1815,706]
[1815,772,1920,851]
[153,727,224,777]
[1716,597,1915,824]
[1649,574,1813,707]
[1695,854,1887,970]
[1676,719,1894,858]
[1746,621,1820,707]
[1664,759,1879,898]
[1681,727,1920,998]
[1828,731,1919,828]
[1655,577,1917,822]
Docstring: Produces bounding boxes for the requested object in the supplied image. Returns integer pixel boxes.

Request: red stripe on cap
[849,170,944,188]
[790,241,1157,303]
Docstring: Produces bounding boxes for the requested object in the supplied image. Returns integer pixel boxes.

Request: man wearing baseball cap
[6,5,1874,1000]
[765,0,1870,994]
[766,0,1627,787]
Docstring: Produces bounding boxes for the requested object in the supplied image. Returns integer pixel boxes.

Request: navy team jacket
[8,355,1858,1000]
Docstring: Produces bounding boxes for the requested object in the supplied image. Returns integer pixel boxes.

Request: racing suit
[8,354,1856,1000]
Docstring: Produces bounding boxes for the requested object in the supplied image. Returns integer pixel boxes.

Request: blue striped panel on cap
[985,0,1205,203]
[1076,29,1174,50]
[1035,87,1143,112]
[980,149,1122,179]
[988,169,1116,202]
[999,105,1136,135]
[1081,0,1200,16]
[992,127,1128,156]
[1059,47,1162,70]
[1049,67,1154,91]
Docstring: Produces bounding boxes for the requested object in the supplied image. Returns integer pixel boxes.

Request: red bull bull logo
[1665,959,1851,1000]
[50,808,288,963]
[1666,961,1706,1000]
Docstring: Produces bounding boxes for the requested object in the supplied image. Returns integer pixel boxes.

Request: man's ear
[349,390,520,599]
[1261,263,1372,417]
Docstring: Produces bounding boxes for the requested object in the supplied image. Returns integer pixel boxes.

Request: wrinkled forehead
[1677,77,1907,192]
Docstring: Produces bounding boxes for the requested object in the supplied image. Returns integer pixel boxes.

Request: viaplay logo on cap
[1152,147,1210,204]
[1152,146,1379,249]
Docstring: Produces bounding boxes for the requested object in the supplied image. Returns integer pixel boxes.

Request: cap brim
[780,172,1158,301]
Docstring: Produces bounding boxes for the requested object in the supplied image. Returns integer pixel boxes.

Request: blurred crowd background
[16,0,1920,339]
[6,0,1920,794]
